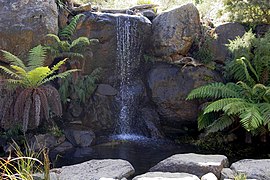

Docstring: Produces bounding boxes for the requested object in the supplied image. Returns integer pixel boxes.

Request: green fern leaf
[186,82,241,100]
[198,111,216,130]
[207,114,235,133]
[41,69,79,85]
[1,50,26,69]
[27,45,47,71]
[239,105,264,131]
[204,98,244,114]
[0,66,21,79]
[70,37,90,50]
[59,14,85,40]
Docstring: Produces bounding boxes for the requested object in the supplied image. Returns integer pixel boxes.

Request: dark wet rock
[150,3,200,58]
[52,159,135,180]
[211,22,246,63]
[31,133,65,150]
[141,9,156,21]
[150,153,229,178]
[64,128,95,147]
[96,84,118,96]
[0,0,58,62]
[82,93,116,133]
[255,24,270,37]
[52,141,74,154]
[147,62,222,127]
[230,159,270,180]
[137,106,163,138]
[133,172,199,180]
[73,147,94,158]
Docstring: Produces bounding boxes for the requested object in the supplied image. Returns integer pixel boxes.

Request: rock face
[230,159,270,180]
[150,153,229,178]
[133,172,200,180]
[150,3,200,58]
[211,22,246,63]
[147,62,222,127]
[53,159,135,180]
[0,0,58,61]
[75,12,151,78]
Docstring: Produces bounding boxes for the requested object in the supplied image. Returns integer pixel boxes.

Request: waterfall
[115,15,142,138]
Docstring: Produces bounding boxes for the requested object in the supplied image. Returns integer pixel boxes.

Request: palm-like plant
[0,45,78,132]
[187,30,270,137]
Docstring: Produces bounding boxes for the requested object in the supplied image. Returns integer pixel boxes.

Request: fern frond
[41,69,79,85]
[198,111,216,130]
[27,45,47,70]
[204,98,245,114]
[239,105,264,131]
[70,37,90,50]
[258,103,270,127]
[207,114,235,133]
[1,50,26,69]
[61,52,84,58]
[222,101,250,115]
[10,65,27,77]
[59,14,85,40]
[187,82,241,100]
[0,66,21,79]
[231,57,256,85]
[46,34,61,43]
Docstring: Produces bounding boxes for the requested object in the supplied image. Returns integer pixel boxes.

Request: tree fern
[0,46,77,132]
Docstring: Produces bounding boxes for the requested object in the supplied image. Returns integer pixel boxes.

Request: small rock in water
[201,172,218,180]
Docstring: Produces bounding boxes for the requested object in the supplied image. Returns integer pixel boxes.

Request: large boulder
[52,159,135,180]
[0,0,58,61]
[211,22,246,63]
[147,62,222,127]
[150,153,229,178]
[230,159,270,180]
[150,3,200,58]
[133,172,199,180]
[64,127,95,147]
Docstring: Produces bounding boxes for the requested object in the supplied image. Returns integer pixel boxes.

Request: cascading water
[115,15,143,140]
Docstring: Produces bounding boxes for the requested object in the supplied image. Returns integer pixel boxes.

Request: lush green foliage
[0,46,77,132]
[59,68,101,104]
[46,14,100,104]
[220,0,270,25]
[187,31,270,136]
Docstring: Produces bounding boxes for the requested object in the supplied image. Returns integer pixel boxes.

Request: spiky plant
[0,45,78,132]
[187,30,270,137]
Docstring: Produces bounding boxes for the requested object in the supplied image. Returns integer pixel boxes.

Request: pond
[53,134,199,176]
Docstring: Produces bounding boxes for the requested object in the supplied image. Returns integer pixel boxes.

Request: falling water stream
[114,15,144,140]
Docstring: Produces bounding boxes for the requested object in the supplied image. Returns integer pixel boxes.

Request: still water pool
[53,135,199,176]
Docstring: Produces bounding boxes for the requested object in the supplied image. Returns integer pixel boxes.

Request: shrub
[220,0,270,25]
